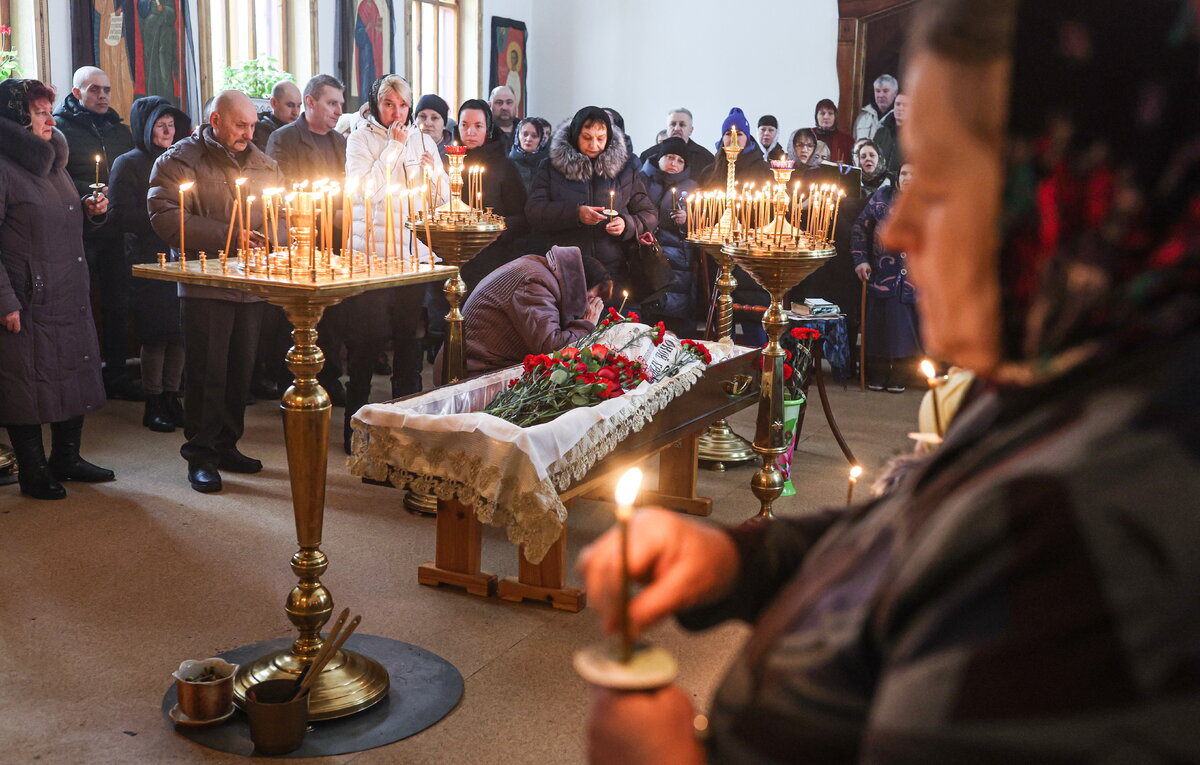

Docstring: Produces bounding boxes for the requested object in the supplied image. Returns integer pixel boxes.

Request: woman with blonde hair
[342,74,449,452]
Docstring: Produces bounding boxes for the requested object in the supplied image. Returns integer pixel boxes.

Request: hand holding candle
[614,467,643,663]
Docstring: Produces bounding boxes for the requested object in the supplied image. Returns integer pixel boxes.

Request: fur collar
[548,121,629,182]
[0,119,68,176]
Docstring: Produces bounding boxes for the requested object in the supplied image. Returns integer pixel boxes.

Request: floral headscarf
[0,78,37,127]
[999,0,1200,380]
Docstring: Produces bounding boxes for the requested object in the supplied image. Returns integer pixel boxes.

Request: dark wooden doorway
[836,0,920,133]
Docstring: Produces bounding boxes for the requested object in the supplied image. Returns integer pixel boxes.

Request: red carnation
[784,364,794,379]
[791,327,821,340]
[627,311,639,322]
[590,344,609,360]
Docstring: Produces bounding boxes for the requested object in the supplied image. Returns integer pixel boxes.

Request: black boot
[6,425,66,500]
[142,393,176,433]
[163,390,185,427]
[48,416,115,483]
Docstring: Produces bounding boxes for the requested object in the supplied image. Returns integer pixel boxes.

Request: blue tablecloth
[788,313,851,381]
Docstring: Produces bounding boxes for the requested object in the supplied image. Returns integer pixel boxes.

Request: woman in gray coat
[0,79,114,500]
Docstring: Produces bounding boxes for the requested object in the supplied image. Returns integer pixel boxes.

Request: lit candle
[614,467,643,663]
[233,177,248,256]
[178,181,194,259]
[847,465,863,504]
[618,289,629,315]
[223,194,240,258]
[609,189,616,215]
[260,191,271,254]
[920,359,944,439]
[93,154,101,187]
[343,178,356,256]
[244,195,256,264]
[384,183,395,266]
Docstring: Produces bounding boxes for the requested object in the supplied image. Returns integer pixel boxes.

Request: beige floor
[0,368,919,764]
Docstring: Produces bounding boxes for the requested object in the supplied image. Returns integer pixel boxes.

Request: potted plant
[775,327,821,497]
[0,25,23,80]
[220,57,294,99]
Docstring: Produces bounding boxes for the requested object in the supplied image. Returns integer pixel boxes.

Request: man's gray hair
[304,74,344,101]
[667,107,694,121]
[873,74,899,90]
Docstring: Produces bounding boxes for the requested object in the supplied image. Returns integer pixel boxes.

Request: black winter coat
[0,121,105,425]
[638,160,699,319]
[53,94,134,243]
[509,145,547,194]
[264,112,347,185]
[459,139,529,288]
[252,111,288,153]
[110,96,192,344]
[525,122,657,288]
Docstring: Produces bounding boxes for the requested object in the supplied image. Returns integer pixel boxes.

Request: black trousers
[388,284,425,397]
[180,298,265,467]
[86,238,131,384]
[258,304,345,392]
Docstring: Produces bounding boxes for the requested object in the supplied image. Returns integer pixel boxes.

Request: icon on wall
[489,16,526,118]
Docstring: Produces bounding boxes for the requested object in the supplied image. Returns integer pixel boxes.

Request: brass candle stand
[723,161,840,518]
[402,146,505,515]
[689,127,757,470]
[134,242,453,719]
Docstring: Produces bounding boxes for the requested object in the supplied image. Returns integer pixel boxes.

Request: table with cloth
[348,324,759,610]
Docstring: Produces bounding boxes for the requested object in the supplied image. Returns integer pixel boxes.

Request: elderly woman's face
[882,52,1009,375]
[152,114,175,148]
[857,145,879,173]
[518,122,541,152]
[29,98,55,141]
[415,109,445,138]
[579,120,607,158]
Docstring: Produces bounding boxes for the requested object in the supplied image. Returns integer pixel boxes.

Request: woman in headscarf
[580,0,1200,761]
[811,98,855,164]
[853,137,889,195]
[700,107,772,189]
[525,106,657,297]
[110,95,192,433]
[509,116,551,193]
[0,79,114,499]
[342,74,449,452]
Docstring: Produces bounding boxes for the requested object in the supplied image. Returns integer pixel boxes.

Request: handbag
[625,231,674,305]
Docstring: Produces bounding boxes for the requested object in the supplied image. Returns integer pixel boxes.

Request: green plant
[0,25,23,80]
[220,57,293,99]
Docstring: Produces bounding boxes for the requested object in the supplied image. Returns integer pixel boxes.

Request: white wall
[518,0,840,154]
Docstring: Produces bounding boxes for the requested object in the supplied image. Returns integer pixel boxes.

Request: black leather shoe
[188,464,222,493]
[218,449,263,474]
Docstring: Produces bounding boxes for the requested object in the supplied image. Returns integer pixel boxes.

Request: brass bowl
[407,222,505,267]
[722,243,836,296]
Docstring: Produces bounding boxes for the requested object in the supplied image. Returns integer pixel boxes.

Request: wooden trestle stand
[411,346,761,611]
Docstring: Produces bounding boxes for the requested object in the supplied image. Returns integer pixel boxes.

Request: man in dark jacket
[873,92,908,173]
[149,90,285,493]
[262,74,347,402]
[55,66,138,400]
[638,108,715,178]
[251,80,301,152]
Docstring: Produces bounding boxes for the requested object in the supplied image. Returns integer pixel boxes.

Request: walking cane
[858,277,868,391]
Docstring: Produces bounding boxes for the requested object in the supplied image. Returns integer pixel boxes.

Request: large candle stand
[134,249,454,719]
[402,145,505,515]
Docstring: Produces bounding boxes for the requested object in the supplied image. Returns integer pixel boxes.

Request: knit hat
[415,93,449,124]
[716,107,756,155]
[657,136,689,165]
[757,114,778,129]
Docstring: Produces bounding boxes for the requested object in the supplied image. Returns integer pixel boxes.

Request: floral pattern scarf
[999,0,1200,381]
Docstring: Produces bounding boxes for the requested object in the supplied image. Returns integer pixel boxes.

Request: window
[1,0,50,82]
[198,0,311,103]
[409,0,459,109]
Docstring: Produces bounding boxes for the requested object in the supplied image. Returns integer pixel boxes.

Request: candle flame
[179,181,195,192]
[849,465,863,480]
[920,359,938,381]
[235,177,248,186]
[344,177,358,193]
[94,154,101,162]
[622,289,629,298]
[615,468,643,519]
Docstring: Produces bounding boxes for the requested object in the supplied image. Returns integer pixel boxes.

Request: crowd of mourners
[0,65,914,498]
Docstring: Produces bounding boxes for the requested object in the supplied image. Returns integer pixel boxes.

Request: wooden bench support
[497,527,586,612]
[417,498,497,597]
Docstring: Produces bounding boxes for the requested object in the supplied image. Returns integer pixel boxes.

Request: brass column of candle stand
[723,245,834,518]
[132,259,453,719]
[691,127,757,470]
[401,149,505,516]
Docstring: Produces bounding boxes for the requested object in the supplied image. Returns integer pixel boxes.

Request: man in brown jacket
[148,90,285,493]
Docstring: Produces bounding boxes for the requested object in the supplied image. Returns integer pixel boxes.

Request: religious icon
[339,0,394,110]
[490,17,527,118]
[79,0,188,118]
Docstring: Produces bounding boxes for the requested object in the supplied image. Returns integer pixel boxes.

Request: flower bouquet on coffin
[768,326,821,497]
[484,307,713,427]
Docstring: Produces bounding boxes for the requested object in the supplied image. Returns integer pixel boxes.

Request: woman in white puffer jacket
[341,74,450,453]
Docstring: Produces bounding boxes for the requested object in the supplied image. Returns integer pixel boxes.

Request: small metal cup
[244,679,310,755]
[172,658,237,721]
